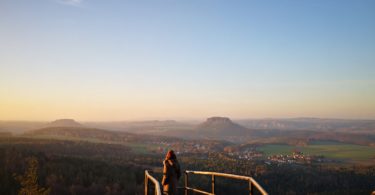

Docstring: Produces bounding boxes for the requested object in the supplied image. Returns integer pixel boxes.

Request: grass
[258,141,375,162]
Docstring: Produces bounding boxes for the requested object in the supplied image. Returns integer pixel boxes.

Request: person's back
[162,150,181,195]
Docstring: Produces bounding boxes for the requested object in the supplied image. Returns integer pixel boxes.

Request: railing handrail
[145,170,162,195]
[185,170,268,195]
[144,169,268,195]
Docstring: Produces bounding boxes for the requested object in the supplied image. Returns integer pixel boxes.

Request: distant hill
[48,119,82,127]
[4,117,375,146]
[155,117,251,140]
[24,126,133,142]
[148,117,375,146]
[235,118,375,133]
[24,126,178,143]
[0,121,46,134]
[196,117,249,137]
[0,132,12,136]
[84,120,193,133]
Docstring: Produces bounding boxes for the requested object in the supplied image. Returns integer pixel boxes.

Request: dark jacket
[162,159,181,195]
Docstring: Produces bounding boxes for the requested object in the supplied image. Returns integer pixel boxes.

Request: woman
[162,150,181,195]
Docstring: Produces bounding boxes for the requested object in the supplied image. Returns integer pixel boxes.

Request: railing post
[145,171,148,195]
[185,171,189,195]
[211,175,215,195]
[249,180,254,195]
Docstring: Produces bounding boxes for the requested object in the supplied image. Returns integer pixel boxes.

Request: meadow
[258,141,375,162]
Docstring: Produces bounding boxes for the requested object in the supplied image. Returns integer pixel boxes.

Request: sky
[0,0,375,121]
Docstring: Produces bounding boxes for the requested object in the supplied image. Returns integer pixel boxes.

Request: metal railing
[145,170,162,195]
[184,170,268,195]
[144,170,268,195]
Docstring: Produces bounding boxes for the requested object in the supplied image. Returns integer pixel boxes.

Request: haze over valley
[2,116,375,155]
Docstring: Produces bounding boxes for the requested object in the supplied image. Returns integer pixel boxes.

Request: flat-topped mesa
[196,117,249,137]
[206,116,232,123]
[48,119,82,127]
[199,117,235,127]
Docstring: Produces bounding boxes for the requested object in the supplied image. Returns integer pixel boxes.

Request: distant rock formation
[196,117,249,137]
[198,117,233,128]
[48,119,82,127]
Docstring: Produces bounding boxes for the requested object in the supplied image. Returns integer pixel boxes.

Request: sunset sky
[1,0,374,121]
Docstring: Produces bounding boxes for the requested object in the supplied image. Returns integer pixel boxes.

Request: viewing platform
[145,170,268,195]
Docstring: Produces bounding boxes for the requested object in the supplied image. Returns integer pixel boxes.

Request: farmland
[258,141,375,162]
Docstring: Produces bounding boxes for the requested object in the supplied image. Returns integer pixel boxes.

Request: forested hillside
[1,137,374,194]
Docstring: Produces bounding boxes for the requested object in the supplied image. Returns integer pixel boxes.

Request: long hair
[165,150,177,160]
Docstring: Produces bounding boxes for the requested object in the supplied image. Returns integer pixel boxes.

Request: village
[149,140,332,166]
[265,151,312,164]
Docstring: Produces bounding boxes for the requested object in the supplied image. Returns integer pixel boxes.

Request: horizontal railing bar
[185,187,214,195]
[185,170,268,195]
[144,170,267,195]
[145,170,162,195]
[185,170,252,181]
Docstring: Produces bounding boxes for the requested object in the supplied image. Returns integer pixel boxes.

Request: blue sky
[0,0,374,120]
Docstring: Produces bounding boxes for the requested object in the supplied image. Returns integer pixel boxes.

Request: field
[258,141,375,162]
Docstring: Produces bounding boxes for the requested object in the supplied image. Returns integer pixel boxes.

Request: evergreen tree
[14,157,50,195]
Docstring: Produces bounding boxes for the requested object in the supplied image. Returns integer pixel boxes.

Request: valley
[1,117,375,194]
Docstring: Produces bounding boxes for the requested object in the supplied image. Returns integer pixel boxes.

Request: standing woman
[162,150,181,195]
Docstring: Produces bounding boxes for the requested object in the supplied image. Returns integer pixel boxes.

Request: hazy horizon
[1,116,375,123]
[1,0,374,121]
